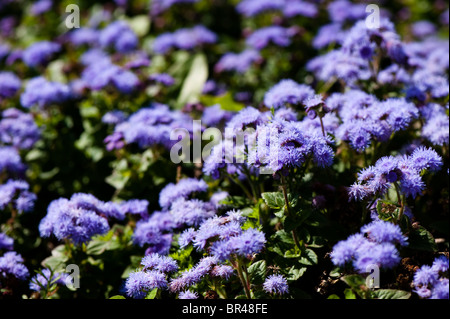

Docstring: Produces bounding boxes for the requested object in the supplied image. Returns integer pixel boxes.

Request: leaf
[177,53,208,108]
[328,294,340,299]
[86,240,111,255]
[344,288,357,299]
[408,226,438,252]
[109,295,126,299]
[286,265,307,281]
[247,260,266,285]
[275,230,295,245]
[341,274,366,290]
[261,192,285,209]
[200,92,245,112]
[298,249,318,266]
[371,289,411,299]
[145,288,158,299]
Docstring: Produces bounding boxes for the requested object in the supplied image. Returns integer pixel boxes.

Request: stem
[393,182,406,224]
[319,115,326,137]
[227,174,255,203]
[280,176,302,249]
[235,259,251,299]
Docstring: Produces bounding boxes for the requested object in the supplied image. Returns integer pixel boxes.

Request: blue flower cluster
[413,255,449,299]
[331,220,408,273]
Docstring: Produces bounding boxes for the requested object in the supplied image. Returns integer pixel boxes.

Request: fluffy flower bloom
[0,251,29,281]
[0,232,13,250]
[246,26,296,50]
[22,41,60,67]
[236,0,285,17]
[99,21,138,53]
[0,179,36,213]
[264,79,315,109]
[125,270,168,299]
[0,147,26,176]
[159,178,208,210]
[263,274,289,295]
[0,71,21,100]
[141,253,178,273]
[0,108,40,150]
[178,290,199,299]
[331,221,407,273]
[413,256,449,299]
[150,0,199,15]
[20,77,71,109]
[38,194,119,245]
[153,25,217,54]
[215,49,261,74]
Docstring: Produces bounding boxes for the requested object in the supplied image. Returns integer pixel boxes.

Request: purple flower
[141,253,178,273]
[178,290,199,299]
[68,28,99,47]
[39,195,112,246]
[409,146,443,172]
[0,251,29,281]
[22,41,60,67]
[0,108,40,150]
[0,72,21,100]
[236,0,285,17]
[159,178,208,210]
[152,25,217,54]
[150,0,199,16]
[0,146,26,176]
[169,198,216,228]
[283,0,318,18]
[99,21,138,53]
[263,274,289,295]
[30,0,52,15]
[20,77,71,109]
[149,73,175,86]
[246,26,296,50]
[0,232,13,250]
[0,179,36,213]
[125,270,168,299]
[215,49,262,74]
[264,79,315,109]
[361,220,408,246]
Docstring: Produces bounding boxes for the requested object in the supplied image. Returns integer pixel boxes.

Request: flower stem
[280,176,302,249]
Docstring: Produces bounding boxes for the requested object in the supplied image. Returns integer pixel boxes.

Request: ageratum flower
[178,290,199,299]
[150,0,199,16]
[125,270,168,299]
[20,77,71,109]
[0,147,26,176]
[0,180,36,213]
[0,72,21,100]
[104,103,194,151]
[0,232,13,250]
[0,108,40,150]
[0,251,29,282]
[99,20,138,53]
[68,27,99,47]
[263,274,289,295]
[152,25,217,54]
[159,178,208,210]
[283,0,318,18]
[413,256,449,299]
[263,79,315,109]
[246,26,296,50]
[39,193,140,246]
[22,41,60,68]
[140,253,178,274]
[215,49,262,74]
[331,220,407,273]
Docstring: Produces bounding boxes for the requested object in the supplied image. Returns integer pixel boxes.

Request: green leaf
[344,288,357,299]
[286,265,307,281]
[408,226,438,252]
[200,92,245,112]
[177,53,208,108]
[86,240,111,255]
[109,295,126,299]
[371,289,411,299]
[261,192,285,209]
[247,260,266,285]
[327,294,340,299]
[298,249,318,266]
[341,274,366,290]
[145,288,158,299]
[275,230,295,245]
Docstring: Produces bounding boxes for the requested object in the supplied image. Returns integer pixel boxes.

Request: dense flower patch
[0,0,448,300]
